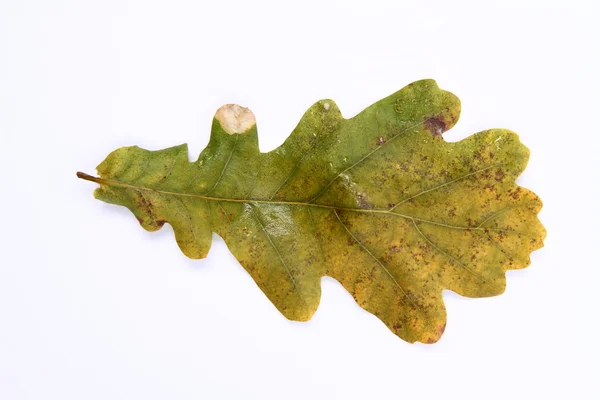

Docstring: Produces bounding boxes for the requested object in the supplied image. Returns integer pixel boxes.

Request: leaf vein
[333,209,417,307]
[250,205,306,305]
[309,118,432,203]
[390,163,503,210]
[204,135,239,195]
[269,139,318,200]
[411,219,485,282]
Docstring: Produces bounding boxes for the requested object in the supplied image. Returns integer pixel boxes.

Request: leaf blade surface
[78,80,545,343]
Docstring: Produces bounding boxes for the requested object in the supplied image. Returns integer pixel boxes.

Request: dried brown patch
[424,116,447,137]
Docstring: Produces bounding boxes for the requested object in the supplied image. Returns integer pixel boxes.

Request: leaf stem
[76,171,106,184]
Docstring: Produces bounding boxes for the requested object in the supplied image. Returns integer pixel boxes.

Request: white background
[1,1,599,399]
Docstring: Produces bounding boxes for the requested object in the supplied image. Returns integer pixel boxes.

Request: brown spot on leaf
[378,136,385,145]
[509,188,521,199]
[497,231,508,242]
[390,245,404,253]
[495,170,505,182]
[424,115,447,137]
[136,193,155,215]
[484,184,496,193]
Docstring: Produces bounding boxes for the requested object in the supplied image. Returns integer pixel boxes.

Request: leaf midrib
[76,171,521,235]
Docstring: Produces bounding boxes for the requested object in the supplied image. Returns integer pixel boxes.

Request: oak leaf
[78,80,545,343]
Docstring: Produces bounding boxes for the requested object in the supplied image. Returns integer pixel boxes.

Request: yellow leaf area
[78,80,545,343]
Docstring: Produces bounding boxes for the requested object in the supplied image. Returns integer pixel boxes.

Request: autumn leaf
[77,79,545,344]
